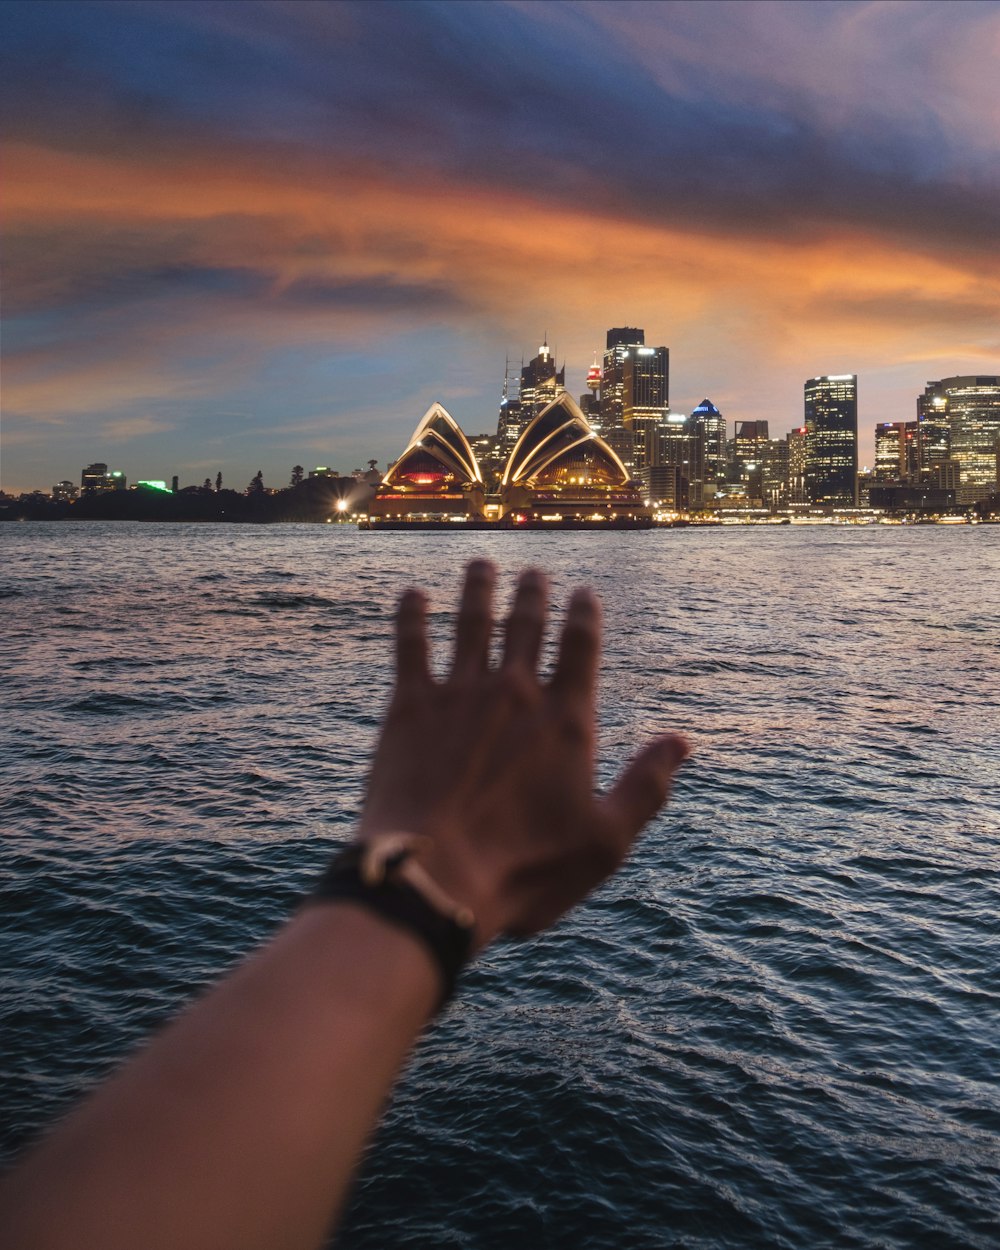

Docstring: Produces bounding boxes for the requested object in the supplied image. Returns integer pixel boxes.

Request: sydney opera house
[370,395,651,526]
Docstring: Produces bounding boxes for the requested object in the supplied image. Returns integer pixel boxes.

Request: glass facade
[874,422,907,481]
[804,375,858,506]
[690,399,726,483]
[622,346,670,471]
[936,376,1000,504]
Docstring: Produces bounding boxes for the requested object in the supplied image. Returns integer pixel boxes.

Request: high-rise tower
[622,346,669,471]
[804,375,858,506]
[519,338,566,421]
[497,341,566,464]
[600,327,645,431]
[690,400,726,483]
[925,376,1000,504]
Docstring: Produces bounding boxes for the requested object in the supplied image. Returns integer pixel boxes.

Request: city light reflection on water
[1,522,998,1249]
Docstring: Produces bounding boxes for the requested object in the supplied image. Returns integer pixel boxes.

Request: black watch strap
[309,845,474,1011]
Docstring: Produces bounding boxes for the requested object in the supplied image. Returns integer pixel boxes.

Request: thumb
[601,733,691,844]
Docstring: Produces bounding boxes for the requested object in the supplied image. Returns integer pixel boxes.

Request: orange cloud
[4,132,998,475]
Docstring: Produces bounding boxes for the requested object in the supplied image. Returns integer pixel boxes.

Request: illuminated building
[52,480,78,501]
[927,375,1000,504]
[578,390,602,430]
[501,394,648,522]
[916,381,951,469]
[578,354,603,430]
[496,340,565,468]
[496,356,526,462]
[600,327,645,431]
[518,339,565,422]
[787,427,808,505]
[622,346,669,472]
[804,375,858,506]
[497,394,525,462]
[372,403,485,520]
[81,463,127,493]
[760,439,790,509]
[733,421,769,504]
[652,413,698,509]
[585,355,602,399]
[690,399,726,483]
[874,422,909,481]
[468,433,503,486]
[640,464,685,510]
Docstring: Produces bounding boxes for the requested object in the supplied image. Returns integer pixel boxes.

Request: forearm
[0,903,440,1250]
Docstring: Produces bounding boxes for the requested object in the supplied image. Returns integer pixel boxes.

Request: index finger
[549,587,601,704]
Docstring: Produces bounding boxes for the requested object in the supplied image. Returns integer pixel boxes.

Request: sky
[2,0,999,493]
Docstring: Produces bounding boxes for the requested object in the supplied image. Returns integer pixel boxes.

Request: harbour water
[2,522,998,1248]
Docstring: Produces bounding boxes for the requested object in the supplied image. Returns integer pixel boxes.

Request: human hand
[359,560,689,950]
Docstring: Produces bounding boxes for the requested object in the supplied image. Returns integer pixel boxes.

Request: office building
[733,420,769,504]
[690,400,726,482]
[497,394,526,463]
[622,346,669,471]
[873,422,915,482]
[760,439,790,509]
[518,339,565,422]
[925,376,1000,504]
[786,427,808,505]
[496,341,566,466]
[804,375,858,506]
[81,463,127,493]
[600,327,646,430]
[915,382,951,470]
[653,413,698,509]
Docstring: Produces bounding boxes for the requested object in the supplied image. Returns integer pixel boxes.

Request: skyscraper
[786,427,808,505]
[874,422,909,481]
[496,343,565,465]
[925,376,1000,505]
[690,399,726,483]
[733,420,769,504]
[804,375,858,506]
[518,339,565,421]
[622,346,669,471]
[600,327,645,430]
[915,381,951,470]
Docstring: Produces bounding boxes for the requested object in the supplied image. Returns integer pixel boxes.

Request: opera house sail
[371,394,650,526]
[501,394,649,522]
[371,403,485,520]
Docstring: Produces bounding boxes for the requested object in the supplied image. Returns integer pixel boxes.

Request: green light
[138,480,171,492]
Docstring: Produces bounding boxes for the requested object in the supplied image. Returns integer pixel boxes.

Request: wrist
[356,819,508,951]
[309,842,477,1009]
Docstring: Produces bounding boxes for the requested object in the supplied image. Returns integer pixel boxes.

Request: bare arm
[0,561,689,1250]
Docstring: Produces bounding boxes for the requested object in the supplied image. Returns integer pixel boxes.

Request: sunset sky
[3,0,999,493]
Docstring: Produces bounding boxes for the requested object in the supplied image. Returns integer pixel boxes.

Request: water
[2,522,998,1248]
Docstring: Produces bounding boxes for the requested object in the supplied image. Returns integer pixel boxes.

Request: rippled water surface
[2,522,999,1248]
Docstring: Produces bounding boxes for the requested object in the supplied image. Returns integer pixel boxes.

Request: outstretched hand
[360,560,689,950]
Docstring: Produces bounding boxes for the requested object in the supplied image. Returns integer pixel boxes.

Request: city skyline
[3,1,999,493]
